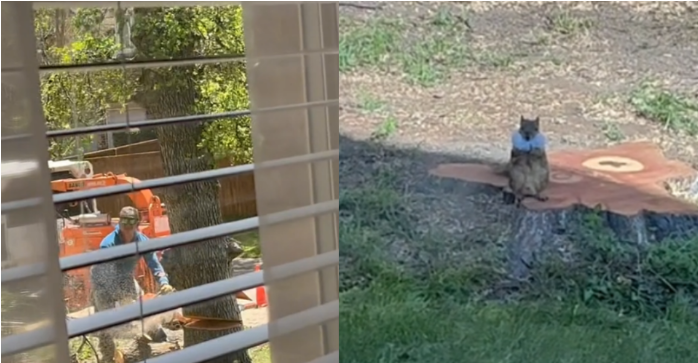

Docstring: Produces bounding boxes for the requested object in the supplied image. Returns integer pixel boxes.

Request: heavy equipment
[49,160,171,312]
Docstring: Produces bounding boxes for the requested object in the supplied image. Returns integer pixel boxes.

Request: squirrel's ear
[534,116,540,123]
[520,115,525,122]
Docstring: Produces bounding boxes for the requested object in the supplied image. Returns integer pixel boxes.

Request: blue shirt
[90,225,169,296]
[512,131,546,151]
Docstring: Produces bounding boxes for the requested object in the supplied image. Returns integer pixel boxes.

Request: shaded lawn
[338,144,698,363]
[340,281,698,363]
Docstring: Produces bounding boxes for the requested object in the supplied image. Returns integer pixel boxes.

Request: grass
[630,82,698,136]
[341,284,698,363]
[61,338,270,363]
[357,92,387,113]
[370,116,398,142]
[546,11,594,36]
[340,13,503,87]
[234,231,262,258]
[250,344,271,363]
[69,337,99,362]
[223,213,262,259]
[339,162,698,363]
[600,121,625,142]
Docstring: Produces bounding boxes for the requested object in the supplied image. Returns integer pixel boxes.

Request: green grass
[234,231,262,258]
[249,344,271,363]
[630,82,698,136]
[341,282,698,363]
[600,121,625,142]
[223,213,262,259]
[546,11,594,36]
[339,163,698,363]
[370,116,398,142]
[357,92,387,113]
[69,337,98,362]
[339,14,482,87]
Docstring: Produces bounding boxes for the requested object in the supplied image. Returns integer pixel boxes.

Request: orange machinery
[49,160,171,312]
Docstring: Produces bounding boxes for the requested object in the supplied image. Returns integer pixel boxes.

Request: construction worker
[89,206,175,363]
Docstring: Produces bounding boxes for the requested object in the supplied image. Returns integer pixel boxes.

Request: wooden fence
[84,139,162,157]
[82,140,257,220]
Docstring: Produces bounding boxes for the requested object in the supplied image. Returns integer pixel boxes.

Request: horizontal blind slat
[0,197,43,213]
[2,199,337,283]
[1,149,338,213]
[32,2,244,9]
[0,133,33,142]
[32,2,337,9]
[46,110,251,139]
[69,250,338,337]
[0,271,261,356]
[63,200,337,271]
[68,270,263,337]
[264,249,339,283]
[45,98,337,140]
[1,97,338,144]
[0,262,46,284]
[39,54,246,74]
[0,324,55,357]
[61,217,258,271]
[26,48,337,75]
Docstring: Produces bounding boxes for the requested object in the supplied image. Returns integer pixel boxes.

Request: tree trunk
[430,142,698,282]
[134,67,251,363]
[129,7,251,362]
[504,176,698,280]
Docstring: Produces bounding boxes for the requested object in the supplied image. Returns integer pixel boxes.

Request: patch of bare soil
[340,1,697,164]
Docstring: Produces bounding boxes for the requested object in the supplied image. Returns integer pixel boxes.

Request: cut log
[430,142,698,280]
[68,305,182,340]
[117,340,180,363]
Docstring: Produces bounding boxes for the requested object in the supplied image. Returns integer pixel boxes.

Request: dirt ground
[64,258,268,362]
[338,2,697,272]
[130,299,269,359]
[240,306,269,328]
[340,2,696,156]
[69,287,269,362]
[151,306,269,349]
[75,307,270,362]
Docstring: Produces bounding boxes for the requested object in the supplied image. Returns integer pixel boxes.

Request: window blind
[1,2,339,363]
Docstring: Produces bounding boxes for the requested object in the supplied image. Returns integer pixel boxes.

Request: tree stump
[430,142,698,280]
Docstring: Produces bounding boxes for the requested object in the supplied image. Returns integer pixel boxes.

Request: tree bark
[503,177,698,281]
[132,54,251,363]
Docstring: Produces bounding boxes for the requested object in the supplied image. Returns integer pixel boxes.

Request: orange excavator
[49,160,171,312]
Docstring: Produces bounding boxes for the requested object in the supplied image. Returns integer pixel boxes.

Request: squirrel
[494,116,550,206]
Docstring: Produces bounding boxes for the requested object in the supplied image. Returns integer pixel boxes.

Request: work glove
[158,284,176,295]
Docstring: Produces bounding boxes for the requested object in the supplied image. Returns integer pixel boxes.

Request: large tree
[129,7,251,363]
[36,6,253,362]
[37,7,252,163]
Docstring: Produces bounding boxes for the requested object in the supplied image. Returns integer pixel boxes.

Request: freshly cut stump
[430,142,698,280]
